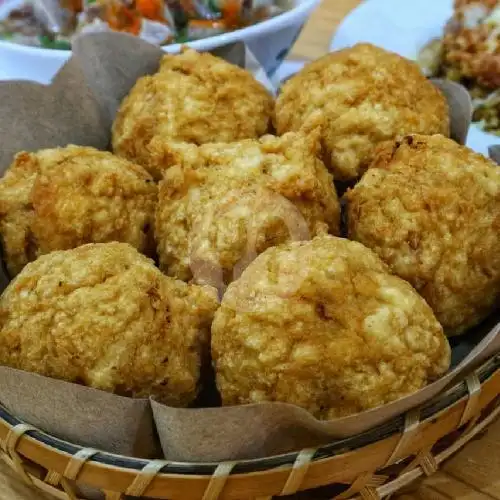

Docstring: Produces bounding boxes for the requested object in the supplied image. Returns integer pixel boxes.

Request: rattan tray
[0,354,499,500]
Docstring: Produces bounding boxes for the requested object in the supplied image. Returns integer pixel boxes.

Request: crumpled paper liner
[0,32,497,463]
[489,145,500,164]
[0,34,272,172]
[0,367,158,458]
[152,314,500,461]
[432,79,472,146]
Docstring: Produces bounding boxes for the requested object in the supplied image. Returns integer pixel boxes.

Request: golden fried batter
[275,43,450,182]
[155,131,340,289]
[0,146,157,277]
[346,134,500,335]
[0,243,218,405]
[112,48,274,180]
[212,235,450,419]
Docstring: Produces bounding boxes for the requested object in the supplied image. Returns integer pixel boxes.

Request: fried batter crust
[112,48,274,180]
[212,235,450,419]
[0,146,157,277]
[0,243,218,405]
[275,43,450,181]
[346,134,500,335]
[155,131,340,286]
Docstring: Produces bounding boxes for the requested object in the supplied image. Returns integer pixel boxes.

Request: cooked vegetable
[0,0,292,48]
[418,0,500,134]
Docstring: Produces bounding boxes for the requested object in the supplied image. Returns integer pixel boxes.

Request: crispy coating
[275,43,450,182]
[155,131,340,288]
[0,146,157,277]
[212,235,450,419]
[346,134,500,335]
[112,48,274,180]
[0,243,218,405]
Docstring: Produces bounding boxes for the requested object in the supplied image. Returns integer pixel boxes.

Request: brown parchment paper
[431,79,472,145]
[0,33,268,172]
[0,367,158,458]
[489,145,500,164]
[0,32,497,463]
[152,313,500,461]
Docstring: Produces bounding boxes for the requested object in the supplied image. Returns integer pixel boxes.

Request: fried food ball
[112,48,274,180]
[155,131,340,289]
[0,243,218,406]
[0,145,157,277]
[346,134,500,335]
[275,43,450,182]
[212,235,451,419]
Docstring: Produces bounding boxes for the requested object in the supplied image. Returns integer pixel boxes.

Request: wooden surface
[290,0,358,60]
[1,1,499,499]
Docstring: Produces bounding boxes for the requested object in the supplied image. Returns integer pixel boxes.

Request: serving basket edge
[0,354,499,500]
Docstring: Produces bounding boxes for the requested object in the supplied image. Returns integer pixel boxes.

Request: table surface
[1,0,500,499]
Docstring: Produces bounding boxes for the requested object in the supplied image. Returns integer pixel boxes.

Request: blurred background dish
[0,0,319,82]
[329,0,500,157]
[0,0,297,49]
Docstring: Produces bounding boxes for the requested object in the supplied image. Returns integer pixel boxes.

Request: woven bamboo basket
[0,354,498,500]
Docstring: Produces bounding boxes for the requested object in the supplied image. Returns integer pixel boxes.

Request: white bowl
[0,0,319,83]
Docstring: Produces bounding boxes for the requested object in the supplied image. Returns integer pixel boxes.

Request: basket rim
[0,354,499,476]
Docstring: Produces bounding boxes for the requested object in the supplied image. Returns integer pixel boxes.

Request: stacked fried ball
[0,146,157,277]
[212,235,451,418]
[112,49,274,181]
[275,44,450,182]
[154,130,340,289]
[346,134,500,335]
[0,243,218,406]
[0,43,497,420]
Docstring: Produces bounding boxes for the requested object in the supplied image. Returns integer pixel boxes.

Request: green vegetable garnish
[175,30,189,43]
[38,35,71,50]
[208,0,221,13]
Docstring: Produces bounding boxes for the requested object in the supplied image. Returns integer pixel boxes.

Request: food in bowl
[0,242,218,405]
[0,146,157,277]
[211,235,451,419]
[0,0,295,49]
[112,48,273,180]
[418,0,500,134]
[0,44,494,422]
[275,43,450,182]
[154,130,340,288]
[345,134,500,336]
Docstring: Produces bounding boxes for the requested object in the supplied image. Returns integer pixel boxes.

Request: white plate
[330,0,500,157]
